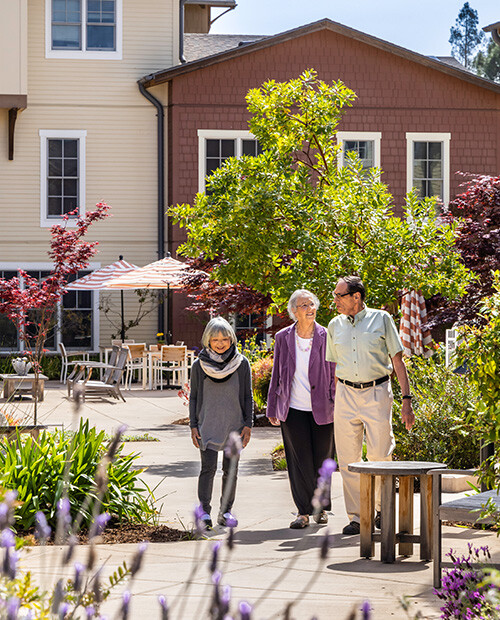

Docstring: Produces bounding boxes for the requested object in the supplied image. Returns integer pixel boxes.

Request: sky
[210,0,499,57]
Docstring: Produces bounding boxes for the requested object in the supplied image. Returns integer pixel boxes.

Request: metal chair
[152,345,188,389]
[58,342,89,383]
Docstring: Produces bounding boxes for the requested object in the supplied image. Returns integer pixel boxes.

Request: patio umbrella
[106,255,200,343]
[66,256,139,341]
[399,289,433,358]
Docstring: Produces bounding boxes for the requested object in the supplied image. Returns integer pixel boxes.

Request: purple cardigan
[266,322,336,425]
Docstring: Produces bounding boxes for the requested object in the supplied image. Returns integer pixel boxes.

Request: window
[46,0,122,59]
[406,133,450,205]
[336,132,381,173]
[198,130,263,192]
[40,130,86,227]
[0,264,99,352]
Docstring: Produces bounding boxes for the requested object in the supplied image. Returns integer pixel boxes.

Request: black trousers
[198,448,239,516]
[281,407,334,515]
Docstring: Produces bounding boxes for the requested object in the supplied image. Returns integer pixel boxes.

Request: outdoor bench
[431,468,500,587]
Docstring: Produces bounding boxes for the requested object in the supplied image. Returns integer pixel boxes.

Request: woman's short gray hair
[201,317,237,348]
[287,289,320,321]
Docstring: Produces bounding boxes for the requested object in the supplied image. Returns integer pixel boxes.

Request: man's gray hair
[287,289,320,322]
[201,316,237,348]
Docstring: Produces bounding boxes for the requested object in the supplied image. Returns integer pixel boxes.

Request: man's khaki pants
[334,381,395,523]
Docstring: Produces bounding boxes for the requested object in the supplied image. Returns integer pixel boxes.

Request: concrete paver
[6,383,500,619]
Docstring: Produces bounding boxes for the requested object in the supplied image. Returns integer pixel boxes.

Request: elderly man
[326,276,415,535]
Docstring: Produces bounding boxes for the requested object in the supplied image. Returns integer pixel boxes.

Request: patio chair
[58,342,90,383]
[75,347,129,402]
[152,345,188,390]
[67,345,119,398]
[111,339,135,346]
[124,343,147,389]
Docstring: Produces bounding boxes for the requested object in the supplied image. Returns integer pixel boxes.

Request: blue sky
[210,0,499,57]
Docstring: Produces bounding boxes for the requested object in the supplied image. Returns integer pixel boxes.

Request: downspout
[137,79,166,336]
[179,0,187,63]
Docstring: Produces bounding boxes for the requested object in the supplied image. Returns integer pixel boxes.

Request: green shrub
[392,353,480,469]
[238,334,273,365]
[0,420,156,531]
[252,356,274,411]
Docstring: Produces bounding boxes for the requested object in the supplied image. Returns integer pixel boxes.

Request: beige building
[0,0,234,352]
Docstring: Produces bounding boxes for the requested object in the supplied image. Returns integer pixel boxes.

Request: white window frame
[197,130,259,192]
[336,131,382,172]
[0,262,100,352]
[39,129,87,228]
[230,313,273,348]
[406,132,451,206]
[45,0,123,60]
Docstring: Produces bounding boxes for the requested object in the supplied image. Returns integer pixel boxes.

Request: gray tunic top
[189,357,253,452]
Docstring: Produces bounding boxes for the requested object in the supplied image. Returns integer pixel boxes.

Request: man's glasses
[333,292,353,299]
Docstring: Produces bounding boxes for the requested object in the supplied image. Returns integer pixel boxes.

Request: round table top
[347,461,447,475]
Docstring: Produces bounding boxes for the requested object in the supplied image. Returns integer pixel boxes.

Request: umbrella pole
[120,290,125,342]
[167,283,172,345]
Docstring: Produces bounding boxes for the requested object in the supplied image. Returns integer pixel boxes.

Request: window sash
[51,0,116,52]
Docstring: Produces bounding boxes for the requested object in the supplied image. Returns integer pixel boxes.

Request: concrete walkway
[8,383,500,619]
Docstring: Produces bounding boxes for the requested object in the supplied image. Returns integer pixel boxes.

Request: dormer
[183,0,236,34]
[0,0,28,160]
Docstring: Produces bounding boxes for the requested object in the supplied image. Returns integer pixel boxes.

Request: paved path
[7,383,500,619]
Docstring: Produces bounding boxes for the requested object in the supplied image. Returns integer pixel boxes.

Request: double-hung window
[46,0,122,59]
[406,133,450,205]
[40,130,86,227]
[0,265,98,352]
[198,130,263,192]
[336,132,382,175]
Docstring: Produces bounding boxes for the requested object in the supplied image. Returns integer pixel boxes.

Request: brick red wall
[169,28,500,344]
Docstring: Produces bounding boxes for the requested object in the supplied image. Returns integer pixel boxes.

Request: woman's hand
[268,417,281,426]
[191,427,201,449]
[240,426,252,448]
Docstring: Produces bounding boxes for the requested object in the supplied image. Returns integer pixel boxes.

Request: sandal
[313,510,328,524]
[289,514,309,529]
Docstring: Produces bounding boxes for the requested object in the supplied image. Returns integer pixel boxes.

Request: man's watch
[402,395,413,400]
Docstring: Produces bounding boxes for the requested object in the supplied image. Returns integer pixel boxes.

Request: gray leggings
[198,448,239,516]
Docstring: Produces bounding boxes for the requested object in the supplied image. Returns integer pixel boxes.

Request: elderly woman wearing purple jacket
[267,289,336,529]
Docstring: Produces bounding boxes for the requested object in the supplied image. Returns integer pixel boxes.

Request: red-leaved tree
[427,174,500,329]
[0,203,111,423]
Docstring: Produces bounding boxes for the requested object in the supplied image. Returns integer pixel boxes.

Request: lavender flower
[210,540,222,573]
[92,568,103,604]
[59,602,70,619]
[220,585,231,616]
[90,512,111,539]
[130,542,148,576]
[194,503,207,535]
[361,599,372,619]
[121,590,131,620]
[87,542,97,571]
[158,595,169,620]
[106,424,127,460]
[85,605,95,619]
[1,528,15,548]
[35,511,51,542]
[6,597,19,620]
[0,504,9,531]
[319,529,332,560]
[73,562,84,592]
[312,458,337,513]
[51,579,65,614]
[224,432,242,459]
[63,534,78,565]
[238,600,253,620]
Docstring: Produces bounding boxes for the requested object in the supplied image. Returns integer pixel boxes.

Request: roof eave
[140,18,500,95]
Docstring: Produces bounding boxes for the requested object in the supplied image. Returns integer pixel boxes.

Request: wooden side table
[0,374,49,402]
[347,461,447,563]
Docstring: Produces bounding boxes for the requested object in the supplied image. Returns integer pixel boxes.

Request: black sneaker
[374,511,381,529]
[342,521,360,535]
[201,514,213,528]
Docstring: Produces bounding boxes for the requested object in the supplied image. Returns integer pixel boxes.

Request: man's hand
[191,427,201,449]
[240,426,252,448]
[268,417,281,426]
[401,399,415,431]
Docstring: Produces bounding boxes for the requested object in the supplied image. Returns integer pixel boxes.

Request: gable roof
[184,33,267,62]
[140,18,500,94]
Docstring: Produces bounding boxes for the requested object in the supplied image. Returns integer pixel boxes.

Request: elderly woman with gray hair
[267,290,336,529]
[190,317,253,528]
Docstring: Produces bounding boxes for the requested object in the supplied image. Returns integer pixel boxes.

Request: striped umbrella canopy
[67,258,139,290]
[107,256,202,344]
[399,289,433,358]
[106,256,192,290]
[67,257,139,342]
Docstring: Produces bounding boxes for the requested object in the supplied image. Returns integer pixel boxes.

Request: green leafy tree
[473,38,500,82]
[449,2,485,69]
[456,272,500,490]
[171,70,470,323]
